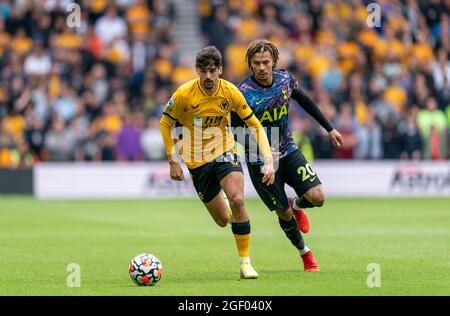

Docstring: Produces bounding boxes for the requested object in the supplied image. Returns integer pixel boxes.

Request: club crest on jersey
[165,97,175,112]
[220,101,229,110]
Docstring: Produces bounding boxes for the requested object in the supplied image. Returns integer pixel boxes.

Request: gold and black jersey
[160,78,271,169]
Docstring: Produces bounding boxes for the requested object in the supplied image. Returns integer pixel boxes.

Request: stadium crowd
[0,0,449,169]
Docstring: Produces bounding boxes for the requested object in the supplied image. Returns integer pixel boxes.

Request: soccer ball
[129,253,163,286]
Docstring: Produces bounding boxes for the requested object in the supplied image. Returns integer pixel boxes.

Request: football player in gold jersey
[160,46,275,279]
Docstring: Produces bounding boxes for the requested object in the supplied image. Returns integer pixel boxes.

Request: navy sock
[295,196,315,209]
[278,217,305,250]
[232,220,251,235]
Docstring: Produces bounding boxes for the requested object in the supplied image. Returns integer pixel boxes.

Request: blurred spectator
[382,114,402,159]
[23,39,51,76]
[141,117,165,161]
[204,4,234,56]
[44,117,76,161]
[334,103,359,159]
[291,117,315,162]
[75,125,101,161]
[24,114,45,160]
[399,110,423,160]
[417,97,447,159]
[115,111,144,161]
[51,81,77,122]
[0,117,15,167]
[94,5,127,48]
[10,136,33,169]
[355,109,383,159]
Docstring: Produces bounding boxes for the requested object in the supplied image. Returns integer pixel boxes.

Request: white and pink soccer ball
[129,253,163,286]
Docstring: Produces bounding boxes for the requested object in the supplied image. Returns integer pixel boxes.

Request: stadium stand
[0,0,449,168]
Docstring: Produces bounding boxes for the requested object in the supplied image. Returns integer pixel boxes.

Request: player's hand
[329,129,344,148]
[261,157,275,186]
[169,161,185,181]
[271,147,281,161]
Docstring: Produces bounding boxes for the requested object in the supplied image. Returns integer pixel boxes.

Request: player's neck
[252,75,273,88]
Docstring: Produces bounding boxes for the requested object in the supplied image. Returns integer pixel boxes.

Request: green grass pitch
[0,196,449,296]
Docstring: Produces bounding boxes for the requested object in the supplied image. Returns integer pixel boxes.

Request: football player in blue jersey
[231,39,344,271]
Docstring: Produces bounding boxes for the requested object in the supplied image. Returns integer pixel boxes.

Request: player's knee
[276,209,292,221]
[214,214,229,227]
[310,190,325,207]
[216,219,228,228]
[228,194,244,211]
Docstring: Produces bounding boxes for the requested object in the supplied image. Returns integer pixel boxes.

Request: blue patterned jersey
[237,69,299,164]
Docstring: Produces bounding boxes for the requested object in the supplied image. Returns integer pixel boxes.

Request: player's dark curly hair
[245,39,279,69]
[195,46,222,69]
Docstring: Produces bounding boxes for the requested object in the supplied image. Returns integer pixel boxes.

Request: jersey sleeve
[231,87,254,122]
[160,89,186,158]
[162,89,185,122]
[291,83,334,133]
[288,72,300,92]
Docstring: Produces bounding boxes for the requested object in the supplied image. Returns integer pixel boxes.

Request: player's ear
[218,66,223,76]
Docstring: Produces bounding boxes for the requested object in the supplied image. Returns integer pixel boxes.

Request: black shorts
[189,155,243,203]
[247,149,321,211]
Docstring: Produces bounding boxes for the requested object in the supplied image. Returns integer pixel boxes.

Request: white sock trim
[292,197,301,211]
[240,257,250,264]
[299,246,310,256]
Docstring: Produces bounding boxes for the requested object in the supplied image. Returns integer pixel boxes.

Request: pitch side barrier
[34,160,450,199]
[0,168,33,194]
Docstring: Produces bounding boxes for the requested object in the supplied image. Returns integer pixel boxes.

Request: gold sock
[234,233,250,259]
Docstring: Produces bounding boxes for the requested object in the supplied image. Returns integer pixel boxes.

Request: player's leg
[247,162,313,269]
[218,165,258,279]
[203,192,232,227]
[247,161,319,271]
[287,151,325,209]
[189,162,230,226]
[280,151,321,271]
[219,171,247,222]
[189,158,257,278]
[293,184,325,209]
[276,208,306,253]
[276,208,320,271]
[283,150,322,233]
[289,184,324,234]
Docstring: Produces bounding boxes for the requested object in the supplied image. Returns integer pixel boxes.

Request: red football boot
[289,198,310,234]
[301,250,320,272]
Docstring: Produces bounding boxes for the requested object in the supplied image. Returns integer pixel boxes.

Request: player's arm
[159,93,185,181]
[291,87,344,148]
[230,111,280,160]
[232,86,275,184]
[230,111,249,146]
[234,105,274,185]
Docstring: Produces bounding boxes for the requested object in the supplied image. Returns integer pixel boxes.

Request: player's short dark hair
[195,46,222,69]
[245,39,279,69]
